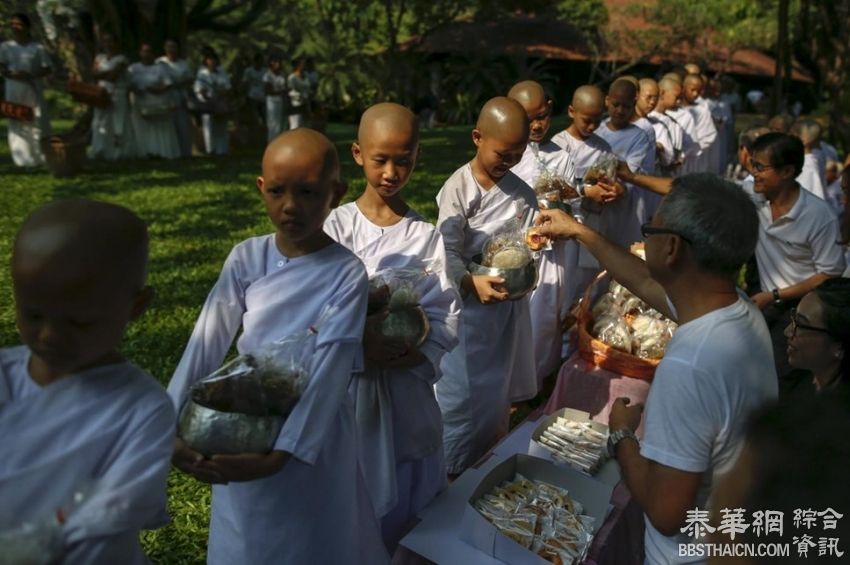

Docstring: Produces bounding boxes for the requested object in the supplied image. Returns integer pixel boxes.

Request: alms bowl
[178,400,283,456]
[382,305,430,347]
[467,254,538,300]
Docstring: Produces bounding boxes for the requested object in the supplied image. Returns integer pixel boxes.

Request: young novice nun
[790,119,827,200]
[194,49,231,155]
[661,75,700,174]
[91,33,133,160]
[324,103,460,550]
[0,13,51,167]
[682,74,718,173]
[507,80,578,385]
[263,54,287,142]
[168,129,389,565]
[435,97,537,474]
[1,199,175,562]
[551,85,624,300]
[596,79,656,247]
[128,43,180,159]
[637,78,678,176]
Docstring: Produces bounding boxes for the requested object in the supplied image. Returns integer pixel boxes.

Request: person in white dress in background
[287,57,311,129]
[263,54,287,142]
[194,48,231,155]
[157,39,194,158]
[128,43,179,159]
[241,53,266,127]
[0,13,51,167]
[90,33,133,160]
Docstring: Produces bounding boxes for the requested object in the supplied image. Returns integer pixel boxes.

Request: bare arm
[535,209,675,319]
[751,272,836,309]
[617,160,673,196]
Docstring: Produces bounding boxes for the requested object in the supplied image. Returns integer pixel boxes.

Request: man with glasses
[746,132,845,399]
[535,173,778,564]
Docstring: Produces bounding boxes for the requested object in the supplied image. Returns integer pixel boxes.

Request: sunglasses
[640,222,692,244]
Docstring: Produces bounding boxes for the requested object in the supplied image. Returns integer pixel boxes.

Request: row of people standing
[240,54,316,141]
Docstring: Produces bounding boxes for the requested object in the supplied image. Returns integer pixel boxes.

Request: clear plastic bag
[593,314,633,353]
[367,267,432,348]
[189,307,337,417]
[482,219,534,269]
[584,154,618,185]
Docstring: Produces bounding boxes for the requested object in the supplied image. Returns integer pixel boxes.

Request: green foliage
[0,119,475,562]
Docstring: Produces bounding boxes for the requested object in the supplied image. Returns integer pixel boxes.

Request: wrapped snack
[538,417,609,475]
[481,220,533,269]
[368,267,432,348]
[533,170,577,211]
[591,292,620,319]
[632,314,676,359]
[593,314,633,353]
[525,227,550,252]
[584,154,618,185]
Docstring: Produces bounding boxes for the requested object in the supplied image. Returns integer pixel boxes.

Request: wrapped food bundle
[536,418,609,475]
[533,170,579,212]
[179,308,336,455]
[583,155,618,186]
[367,267,431,348]
[481,221,536,269]
[591,280,677,359]
[473,474,595,564]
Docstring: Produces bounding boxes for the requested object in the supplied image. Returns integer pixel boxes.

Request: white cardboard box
[528,408,622,488]
[458,454,614,565]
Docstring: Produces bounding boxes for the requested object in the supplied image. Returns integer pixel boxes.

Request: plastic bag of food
[632,314,676,359]
[482,220,533,269]
[584,154,618,186]
[534,170,578,211]
[591,292,620,319]
[367,267,432,348]
[593,313,633,353]
[189,307,337,417]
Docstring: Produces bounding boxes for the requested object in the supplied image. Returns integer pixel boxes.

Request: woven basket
[577,272,660,381]
[0,100,34,121]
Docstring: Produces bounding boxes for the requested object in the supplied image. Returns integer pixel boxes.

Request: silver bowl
[467,254,538,300]
[383,305,430,347]
[178,400,283,457]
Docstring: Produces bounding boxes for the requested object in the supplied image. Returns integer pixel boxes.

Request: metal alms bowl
[382,305,430,347]
[467,254,538,300]
[178,400,283,457]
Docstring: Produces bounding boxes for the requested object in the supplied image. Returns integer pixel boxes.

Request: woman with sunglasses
[785,277,850,392]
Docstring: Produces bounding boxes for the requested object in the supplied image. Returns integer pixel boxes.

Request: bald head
[263,128,340,183]
[13,199,148,289]
[571,85,605,113]
[685,63,701,76]
[662,72,682,84]
[682,74,703,104]
[507,80,547,109]
[637,78,659,116]
[619,75,639,88]
[609,79,637,100]
[357,102,418,147]
[476,96,529,142]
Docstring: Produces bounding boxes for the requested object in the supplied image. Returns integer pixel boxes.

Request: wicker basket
[0,100,34,121]
[576,272,660,381]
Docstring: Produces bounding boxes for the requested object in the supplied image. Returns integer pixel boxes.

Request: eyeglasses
[750,161,775,174]
[640,222,692,243]
[789,308,831,337]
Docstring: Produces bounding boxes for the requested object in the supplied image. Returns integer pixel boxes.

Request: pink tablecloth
[544,352,652,438]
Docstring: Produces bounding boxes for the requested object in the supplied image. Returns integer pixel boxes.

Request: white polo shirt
[754,186,845,292]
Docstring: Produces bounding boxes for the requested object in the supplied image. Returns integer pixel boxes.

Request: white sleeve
[639,359,716,473]
[414,269,461,385]
[167,249,248,410]
[436,183,472,289]
[810,216,847,276]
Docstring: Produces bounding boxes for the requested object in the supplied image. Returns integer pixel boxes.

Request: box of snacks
[528,409,622,487]
[460,454,613,564]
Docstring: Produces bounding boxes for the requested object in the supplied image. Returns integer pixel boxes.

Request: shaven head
[14,199,148,291]
[619,75,639,89]
[508,80,552,143]
[790,119,822,149]
[262,128,340,184]
[682,74,704,104]
[568,85,605,139]
[685,63,701,76]
[476,96,529,143]
[357,102,419,148]
[606,79,637,129]
[662,72,682,84]
[637,78,659,116]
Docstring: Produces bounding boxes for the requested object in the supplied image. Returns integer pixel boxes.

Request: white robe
[194,67,231,155]
[797,153,827,200]
[435,165,538,473]
[128,62,180,159]
[685,100,718,173]
[550,130,615,294]
[665,107,700,174]
[167,237,389,565]
[0,346,175,564]
[511,141,579,383]
[91,54,134,160]
[156,56,194,157]
[596,120,655,248]
[263,70,287,142]
[324,203,460,547]
[0,40,50,167]
[647,111,682,172]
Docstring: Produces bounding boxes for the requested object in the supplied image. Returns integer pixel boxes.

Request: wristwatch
[772,288,781,304]
[607,428,638,458]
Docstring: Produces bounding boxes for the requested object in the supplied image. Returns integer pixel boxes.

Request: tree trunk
[771,0,789,116]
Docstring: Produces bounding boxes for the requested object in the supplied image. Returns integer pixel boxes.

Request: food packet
[367,266,433,348]
[584,154,618,185]
[591,292,620,319]
[482,219,533,269]
[190,307,337,417]
[533,170,578,211]
[493,519,535,549]
[593,314,633,353]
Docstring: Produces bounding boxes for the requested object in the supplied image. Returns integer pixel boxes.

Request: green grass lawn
[0,118,491,563]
